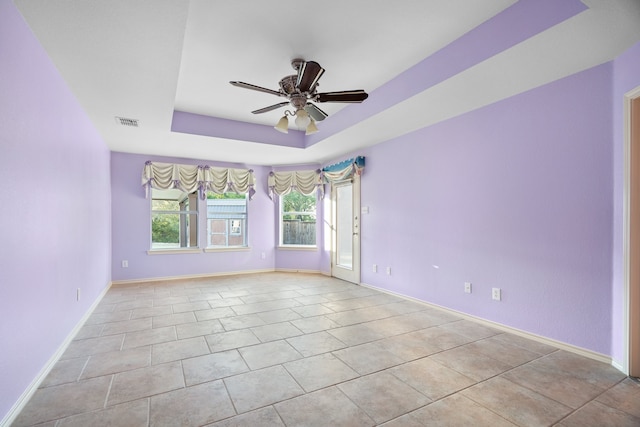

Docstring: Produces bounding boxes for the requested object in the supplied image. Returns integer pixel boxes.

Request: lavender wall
[611,41,640,365]
[0,0,111,421]
[111,152,326,281]
[357,64,614,355]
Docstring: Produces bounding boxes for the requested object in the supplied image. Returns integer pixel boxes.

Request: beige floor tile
[250,322,304,342]
[338,371,430,424]
[151,336,209,364]
[410,325,473,350]
[176,319,224,339]
[206,406,285,427]
[238,340,302,370]
[503,352,624,408]
[462,335,543,367]
[100,317,152,336]
[275,386,375,427]
[327,323,386,346]
[283,353,359,392]
[57,399,149,427]
[290,315,340,333]
[152,311,197,328]
[62,334,124,359]
[15,273,640,427]
[81,346,150,379]
[596,377,640,418]
[388,357,476,400]
[195,307,237,321]
[333,341,404,375]
[429,344,513,381]
[107,361,184,406]
[208,297,245,309]
[182,349,249,386]
[491,332,558,355]
[437,319,500,340]
[219,314,266,331]
[74,324,104,340]
[256,308,302,324]
[149,380,236,427]
[40,357,88,387]
[291,304,335,317]
[286,331,346,357]
[130,305,172,320]
[13,376,112,426]
[377,330,444,361]
[557,400,640,427]
[172,301,211,313]
[84,310,132,325]
[382,394,517,427]
[224,365,304,413]
[205,329,260,352]
[462,376,572,426]
[122,325,176,349]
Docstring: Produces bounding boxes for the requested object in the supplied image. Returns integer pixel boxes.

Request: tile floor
[12,272,640,427]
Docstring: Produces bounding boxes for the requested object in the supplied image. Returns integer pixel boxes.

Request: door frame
[330,175,361,284]
[623,85,640,377]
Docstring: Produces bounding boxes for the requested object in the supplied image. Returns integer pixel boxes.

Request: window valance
[142,161,255,200]
[322,156,365,182]
[268,169,323,199]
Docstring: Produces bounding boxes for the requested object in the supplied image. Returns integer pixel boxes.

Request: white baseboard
[111,269,278,286]
[359,282,613,367]
[274,268,321,274]
[1,282,112,427]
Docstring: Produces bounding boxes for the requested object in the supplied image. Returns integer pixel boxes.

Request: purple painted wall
[111,152,274,281]
[611,41,640,365]
[111,152,324,281]
[0,0,111,421]
[355,64,614,355]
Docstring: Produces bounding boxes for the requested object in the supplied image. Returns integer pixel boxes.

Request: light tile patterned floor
[12,272,640,426]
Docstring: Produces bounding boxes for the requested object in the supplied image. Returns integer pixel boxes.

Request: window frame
[206,193,249,250]
[149,189,199,252]
[279,191,318,249]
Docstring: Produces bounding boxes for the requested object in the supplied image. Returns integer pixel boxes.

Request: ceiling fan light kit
[230,58,368,133]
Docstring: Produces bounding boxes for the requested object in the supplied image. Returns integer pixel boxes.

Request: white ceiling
[14,0,640,166]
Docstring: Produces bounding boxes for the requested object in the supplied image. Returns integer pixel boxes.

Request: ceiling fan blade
[230,81,283,97]
[251,102,290,114]
[316,90,368,103]
[296,61,325,92]
[305,103,328,121]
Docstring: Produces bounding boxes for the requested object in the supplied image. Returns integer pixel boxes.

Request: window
[151,189,198,250]
[280,191,317,246]
[207,193,248,247]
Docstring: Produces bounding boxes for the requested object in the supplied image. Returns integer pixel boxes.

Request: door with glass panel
[331,175,361,284]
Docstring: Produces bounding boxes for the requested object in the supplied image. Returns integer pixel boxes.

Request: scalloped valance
[322,156,365,182]
[142,161,255,200]
[267,169,324,199]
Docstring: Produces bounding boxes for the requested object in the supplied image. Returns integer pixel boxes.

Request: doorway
[331,175,361,284]
[625,88,640,378]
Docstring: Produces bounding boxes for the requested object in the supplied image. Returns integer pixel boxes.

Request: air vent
[115,116,139,127]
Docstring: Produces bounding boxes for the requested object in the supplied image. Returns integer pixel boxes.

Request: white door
[331,175,361,284]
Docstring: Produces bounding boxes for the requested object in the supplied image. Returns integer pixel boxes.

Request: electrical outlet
[464,282,472,293]
[386,267,391,275]
[261,252,266,260]
[122,260,128,268]
[76,288,80,301]
[492,287,501,301]
[373,264,377,273]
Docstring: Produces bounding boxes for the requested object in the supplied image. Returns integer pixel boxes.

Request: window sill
[147,248,201,255]
[204,247,251,253]
[278,245,318,251]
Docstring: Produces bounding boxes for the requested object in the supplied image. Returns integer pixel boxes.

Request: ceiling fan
[230,58,368,134]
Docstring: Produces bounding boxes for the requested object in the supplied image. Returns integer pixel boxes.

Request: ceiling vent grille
[115,116,139,127]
